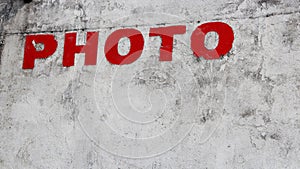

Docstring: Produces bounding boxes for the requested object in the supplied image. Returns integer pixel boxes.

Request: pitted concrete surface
[0,0,300,168]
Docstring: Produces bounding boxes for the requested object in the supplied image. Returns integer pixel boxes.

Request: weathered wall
[0,0,300,168]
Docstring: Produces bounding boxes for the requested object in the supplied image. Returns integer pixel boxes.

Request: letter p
[22,34,58,69]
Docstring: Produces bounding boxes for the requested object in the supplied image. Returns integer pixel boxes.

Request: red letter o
[191,22,234,60]
[105,28,144,65]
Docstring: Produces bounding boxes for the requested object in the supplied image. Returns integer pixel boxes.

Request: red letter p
[23,34,58,69]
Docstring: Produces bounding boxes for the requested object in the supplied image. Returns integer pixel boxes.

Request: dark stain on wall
[0,0,29,65]
[257,0,281,7]
[24,0,32,3]
[0,35,4,65]
[0,0,26,32]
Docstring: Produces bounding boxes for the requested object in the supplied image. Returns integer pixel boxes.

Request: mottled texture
[0,0,300,168]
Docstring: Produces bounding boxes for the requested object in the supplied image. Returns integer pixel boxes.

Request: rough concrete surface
[0,0,300,168]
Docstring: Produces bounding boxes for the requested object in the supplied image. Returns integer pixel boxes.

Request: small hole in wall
[24,0,32,3]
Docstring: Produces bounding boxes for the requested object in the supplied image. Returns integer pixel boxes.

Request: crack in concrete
[1,10,299,36]
[213,10,300,21]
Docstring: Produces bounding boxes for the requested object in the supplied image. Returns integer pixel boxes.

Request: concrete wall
[0,0,300,168]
